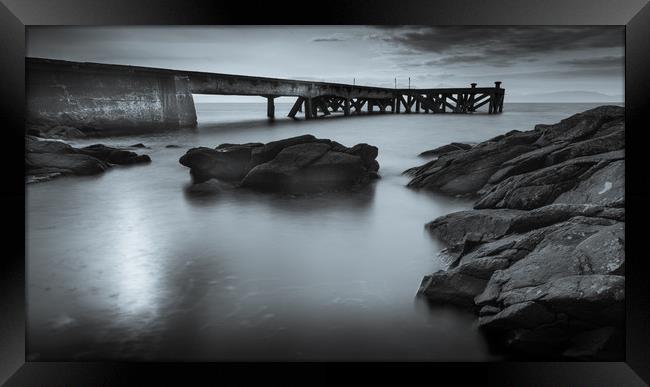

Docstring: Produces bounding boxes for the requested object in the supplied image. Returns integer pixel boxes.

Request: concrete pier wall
[26,58,197,133]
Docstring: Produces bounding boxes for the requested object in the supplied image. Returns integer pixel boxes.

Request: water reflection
[182,179,378,216]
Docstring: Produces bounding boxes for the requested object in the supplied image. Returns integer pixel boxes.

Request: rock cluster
[26,136,151,183]
[409,105,625,359]
[179,134,380,193]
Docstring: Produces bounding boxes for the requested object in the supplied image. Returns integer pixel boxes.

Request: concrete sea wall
[26,58,197,133]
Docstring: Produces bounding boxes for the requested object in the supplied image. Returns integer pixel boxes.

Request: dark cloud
[557,55,623,68]
[469,67,623,81]
[389,26,623,58]
[311,37,345,42]
[425,54,525,67]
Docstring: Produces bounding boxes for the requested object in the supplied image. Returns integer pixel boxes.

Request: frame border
[1,0,648,385]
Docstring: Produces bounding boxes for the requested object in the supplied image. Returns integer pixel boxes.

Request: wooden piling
[287,96,304,118]
[304,97,313,120]
[267,96,275,119]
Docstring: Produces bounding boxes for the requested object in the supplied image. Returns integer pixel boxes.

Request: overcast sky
[26,26,624,102]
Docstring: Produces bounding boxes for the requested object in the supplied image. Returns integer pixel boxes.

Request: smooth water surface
[26,102,614,361]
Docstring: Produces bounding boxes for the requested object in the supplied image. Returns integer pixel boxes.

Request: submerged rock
[414,105,626,360]
[179,134,380,194]
[25,137,151,183]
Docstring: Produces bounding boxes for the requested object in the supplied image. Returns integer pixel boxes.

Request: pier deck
[27,57,505,131]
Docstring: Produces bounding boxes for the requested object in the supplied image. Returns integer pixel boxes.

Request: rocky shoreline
[407,105,625,360]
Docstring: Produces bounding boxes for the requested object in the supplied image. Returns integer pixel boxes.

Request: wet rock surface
[411,105,625,360]
[26,136,151,183]
[179,134,380,194]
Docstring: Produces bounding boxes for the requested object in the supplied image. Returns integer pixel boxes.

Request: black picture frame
[1,0,649,385]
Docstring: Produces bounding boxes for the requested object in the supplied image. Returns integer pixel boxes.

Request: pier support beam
[304,97,313,120]
[288,96,304,119]
[344,98,351,116]
[267,96,275,119]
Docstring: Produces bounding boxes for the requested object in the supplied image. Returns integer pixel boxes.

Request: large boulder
[179,135,380,194]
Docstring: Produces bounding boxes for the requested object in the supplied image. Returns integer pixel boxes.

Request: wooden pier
[26,57,505,132]
[283,81,505,120]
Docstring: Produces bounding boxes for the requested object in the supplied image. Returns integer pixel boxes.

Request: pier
[27,57,505,132]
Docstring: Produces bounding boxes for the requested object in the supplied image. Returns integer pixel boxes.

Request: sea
[26,102,622,361]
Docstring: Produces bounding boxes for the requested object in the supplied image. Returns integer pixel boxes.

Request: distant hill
[511,90,623,103]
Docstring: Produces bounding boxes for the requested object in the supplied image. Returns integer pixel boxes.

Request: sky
[26,26,624,103]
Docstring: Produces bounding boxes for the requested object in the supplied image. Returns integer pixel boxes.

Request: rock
[553,159,624,208]
[479,301,556,330]
[545,127,624,165]
[180,145,261,183]
[406,142,537,196]
[251,134,319,165]
[418,256,512,308]
[533,105,624,147]
[491,274,625,326]
[45,125,87,139]
[424,203,624,259]
[26,138,76,154]
[26,152,108,175]
[479,305,501,317]
[574,222,625,275]
[180,135,380,194]
[240,143,333,190]
[487,142,568,185]
[419,142,472,157]
[418,270,488,308]
[507,203,625,234]
[425,208,526,251]
[79,144,152,165]
[166,144,181,148]
[25,136,151,182]
[129,143,147,148]
[475,217,620,305]
[474,151,624,210]
[475,275,624,358]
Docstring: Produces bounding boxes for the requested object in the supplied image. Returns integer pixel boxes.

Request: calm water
[26,102,617,361]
